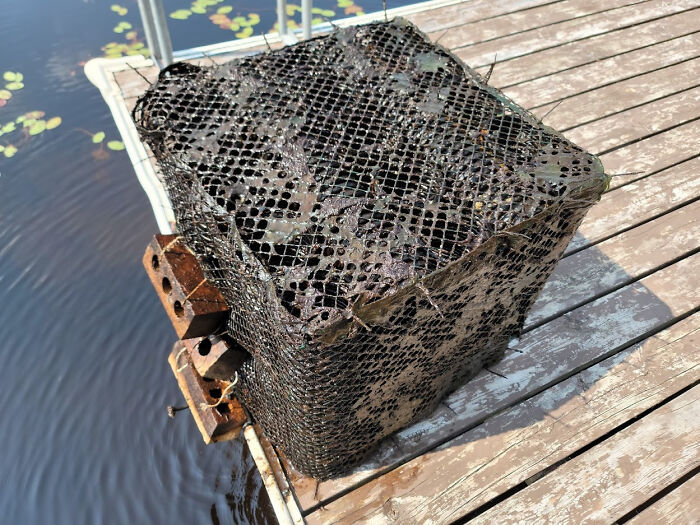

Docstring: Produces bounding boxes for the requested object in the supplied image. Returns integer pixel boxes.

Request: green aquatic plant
[337,0,364,15]
[0,110,62,158]
[102,4,149,58]
[113,21,133,33]
[78,129,125,159]
[170,0,224,20]
[3,71,24,93]
[111,4,128,16]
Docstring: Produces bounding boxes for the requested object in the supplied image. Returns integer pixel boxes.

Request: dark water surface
[0,0,409,522]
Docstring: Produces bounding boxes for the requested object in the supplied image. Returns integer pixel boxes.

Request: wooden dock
[87,0,700,522]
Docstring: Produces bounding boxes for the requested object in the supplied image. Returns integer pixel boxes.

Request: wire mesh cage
[134,18,607,479]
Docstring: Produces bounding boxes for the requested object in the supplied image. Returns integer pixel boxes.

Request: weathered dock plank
[567,156,700,254]
[407,0,558,34]
[470,386,700,524]
[453,0,699,68]
[307,316,700,523]
[436,0,638,50]
[478,8,700,88]
[527,200,700,328]
[536,58,700,134]
[626,474,700,524]
[499,31,700,110]
[555,87,700,155]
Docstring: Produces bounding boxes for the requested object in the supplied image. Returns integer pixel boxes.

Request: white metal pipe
[244,425,296,525]
[149,0,174,66]
[137,0,159,64]
[301,0,312,40]
[277,0,288,36]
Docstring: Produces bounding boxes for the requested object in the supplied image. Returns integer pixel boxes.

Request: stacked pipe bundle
[134,19,607,479]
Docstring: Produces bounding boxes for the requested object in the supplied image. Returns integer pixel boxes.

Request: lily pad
[217,5,232,13]
[337,0,353,7]
[3,71,17,82]
[2,122,16,133]
[107,140,125,151]
[93,131,106,143]
[29,120,46,135]
[191,5,206,13]
[5,82,24,91]
[46,117,62,130]
[4,145,17,158]
[0,90,11,100]
[170,9,192,19]
[235,26,254,38]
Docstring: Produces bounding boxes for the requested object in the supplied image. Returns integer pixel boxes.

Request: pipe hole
[151,254,159,270]
[198,338,212,356]
[174,301,184,317]
[162,277,171,294]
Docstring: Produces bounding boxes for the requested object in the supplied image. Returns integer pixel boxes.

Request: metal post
[136,0,173,68]
[149,0,174,67]
[277,0,288,37]
[301,0,312,40]
[137,0,158,62]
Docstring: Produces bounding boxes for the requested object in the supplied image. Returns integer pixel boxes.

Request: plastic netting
[134,18,606,478]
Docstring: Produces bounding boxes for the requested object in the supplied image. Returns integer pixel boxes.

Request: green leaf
[15,73,23,82]
[22,119,35,128]
[169,9,192,19]
[235,26,253,38]
[0,145,3,152]
[107,140,125,151]
[6,82,24,90]
[4,145,17,158]
[0,89,11,100]
[29,120,46,135]
[113,25,124,33]
[337,0,353,7]
[3,71,17,82]
[92,131,106,143]
[46,117,62,130]
[191,5,206,13]
[248,13,260,24]
[217,5,232,13]
[2,122,16,133]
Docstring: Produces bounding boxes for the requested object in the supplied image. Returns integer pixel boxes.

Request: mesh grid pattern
[134,19,606,478]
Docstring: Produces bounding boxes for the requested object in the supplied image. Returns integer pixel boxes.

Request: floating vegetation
[113,21,133,34]
[170,0,364,39]
[0,109,62,158]
[337,0,365,16]
[80,129,125,159]
[102,4,149,58]
[110,4,128,16]
[2,71,24,92]
[169,0,224,20]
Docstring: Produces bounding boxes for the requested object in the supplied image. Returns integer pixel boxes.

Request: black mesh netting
[133,18,607,479]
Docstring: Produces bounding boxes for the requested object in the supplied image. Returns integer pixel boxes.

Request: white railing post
[137,0,174,67]
[277,0,288,37]
[301,0,312,40]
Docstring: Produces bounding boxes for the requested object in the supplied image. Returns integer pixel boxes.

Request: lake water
[0,0,409,522]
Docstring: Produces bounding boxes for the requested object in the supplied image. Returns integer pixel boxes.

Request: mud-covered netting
[134,18,606,479]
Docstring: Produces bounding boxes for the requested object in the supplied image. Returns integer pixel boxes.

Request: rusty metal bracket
[143,234,229,339]
[180,334,249,381]
[168,341,247,442]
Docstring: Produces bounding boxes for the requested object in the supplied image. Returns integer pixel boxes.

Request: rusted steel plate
[180,334,248,381]
[168,342,246,442]
[143,234,229,339]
